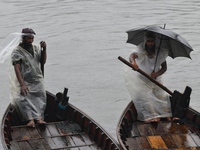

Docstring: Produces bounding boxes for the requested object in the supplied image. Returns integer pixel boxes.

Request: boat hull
[1,90,120,150]
[116,101,200,150]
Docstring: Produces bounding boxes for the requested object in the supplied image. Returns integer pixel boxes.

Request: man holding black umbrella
[127,31,172,122]
[11,28,47,127]
[122,25,193,123]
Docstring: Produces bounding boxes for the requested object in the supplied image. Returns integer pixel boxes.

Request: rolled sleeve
[11,51,22,65]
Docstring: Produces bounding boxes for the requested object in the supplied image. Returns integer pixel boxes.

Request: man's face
[145,38,155,49]
[24,35,34,44]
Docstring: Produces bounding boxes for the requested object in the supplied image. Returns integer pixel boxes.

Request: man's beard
[23,42,32,50]
[145,44,155,53]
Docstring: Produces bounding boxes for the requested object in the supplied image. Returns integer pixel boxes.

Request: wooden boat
[116,87,200,150]
[117,56,200,149]
[1,88,120,150]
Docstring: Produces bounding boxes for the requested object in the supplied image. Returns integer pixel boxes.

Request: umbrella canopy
[126,25,193,59]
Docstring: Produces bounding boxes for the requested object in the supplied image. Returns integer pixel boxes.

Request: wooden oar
[40,49,44,77]
[40,41,45,77]
[118,56,173,95]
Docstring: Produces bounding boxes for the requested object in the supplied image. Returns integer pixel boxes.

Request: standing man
[125,31,172,122]
[11,28,47,127]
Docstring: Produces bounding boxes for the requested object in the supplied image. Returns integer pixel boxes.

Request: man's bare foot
[155,118,160,122]
[166,117,172,121]
[145,120,151,123]
[37,120,46,124]
[145,118,160,123]
[27,120,35,127]
[172,117,180,121]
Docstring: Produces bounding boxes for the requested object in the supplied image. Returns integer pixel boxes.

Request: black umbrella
[126,25,193,59]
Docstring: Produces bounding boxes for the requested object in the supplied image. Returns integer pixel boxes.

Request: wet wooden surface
[10,121,99,150]
[126,121,200,150]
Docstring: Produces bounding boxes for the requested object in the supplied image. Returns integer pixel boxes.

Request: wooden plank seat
[9,121,99,150]
[126,121,200,149]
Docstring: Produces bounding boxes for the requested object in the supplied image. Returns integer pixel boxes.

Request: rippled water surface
[0,0,200,149]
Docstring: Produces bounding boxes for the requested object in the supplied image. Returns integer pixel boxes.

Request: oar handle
[40,41,45,77]
[40,48,44,77]
[118,56,173,95]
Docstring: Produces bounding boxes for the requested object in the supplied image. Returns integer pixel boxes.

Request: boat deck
[125,121,200,150]
[9,121,100,150]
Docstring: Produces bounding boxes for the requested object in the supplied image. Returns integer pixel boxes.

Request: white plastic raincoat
[124,43,172,121]
[10,45,46,121]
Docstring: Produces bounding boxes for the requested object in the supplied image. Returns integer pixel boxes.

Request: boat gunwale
[116,101,134,150]
[1,103,11,150]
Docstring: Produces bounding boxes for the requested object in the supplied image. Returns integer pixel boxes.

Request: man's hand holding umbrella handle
[151,61,167,79]
[151,71,157,79]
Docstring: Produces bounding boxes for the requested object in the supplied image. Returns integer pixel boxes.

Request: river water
[0,0,200,149]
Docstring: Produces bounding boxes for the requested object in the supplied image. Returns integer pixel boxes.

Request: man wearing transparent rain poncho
[124,31,172,122]
[10,28,47,127]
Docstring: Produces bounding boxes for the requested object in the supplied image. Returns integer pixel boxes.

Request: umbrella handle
[118,56,173,95]
[153,23,166,72]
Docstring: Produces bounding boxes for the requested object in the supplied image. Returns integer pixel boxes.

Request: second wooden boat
[116,87,200,150]
[1,88,120,150]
